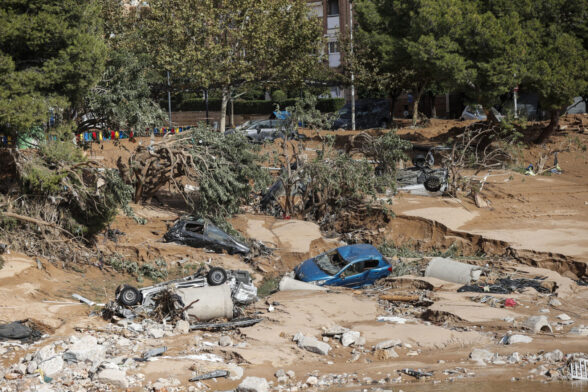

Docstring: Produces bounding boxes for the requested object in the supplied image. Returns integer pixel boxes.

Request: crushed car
[395,147,449,195]
[293,244,392,288]
[115,266,257,308]
[164,217,250,255]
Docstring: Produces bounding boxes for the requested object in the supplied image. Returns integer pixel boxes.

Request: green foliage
[19,140,134,236]
[0,0,107,137]
[272,90,287,103]
[257,275,281,297]
[167,97,345,114]
[361,131,412,183]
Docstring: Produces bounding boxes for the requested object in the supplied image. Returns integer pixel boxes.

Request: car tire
[207,267,228,286]
[424,176,442,192]
[116,284,141,306]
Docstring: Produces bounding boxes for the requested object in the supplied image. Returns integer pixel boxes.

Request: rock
[507,352,521,364]
[341,331,361,347]
[523,316,552,334]
[508,335,533,344]
[557,313,571,321]
[292,332,304,342]
[374,339,402,350]
[286,370,296,379]
[323,325,349,336]
[226,364,244,381]
[35,345,56,363]
[13,363,26,375]
[173,320,190,335]
[275,369,286,378]
[322,336,330,342]
[297,335,331,355]
[381,348,399,359]
[539,308,550,313]
[543,349,564,362]
[470,349,493,363]
[569,325,588,336]
[548,298,562,307]
[64,335,107,366]
[95,368,128,389]
[306,376,318,386]
[147,327,165,339]
[237,376,270,392]
[26,361,38,374]
[218,335,233,347]
[39,356,64,378]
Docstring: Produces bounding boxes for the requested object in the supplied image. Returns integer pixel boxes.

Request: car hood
[294,258,331,282]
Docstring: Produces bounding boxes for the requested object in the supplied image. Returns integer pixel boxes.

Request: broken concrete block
[374,339,402,350]
[523,315,553,334]
[341,331,360,347]
[557,313,571,321]
[569,325,588,336]
[543,349,564,362]
[469,349,493,363]
[279,276,327,292]
[508,335,533,344]
[38,356,64,378]
[306,376,318,386]
[218,335,233,347]
[173,320,190,335]
[507,352,521,364]
[297,335,331,355]
[95,368,128,389]
[64,335,107,366]
[237,376,270,392]
[322,325,349,336]
[548,298,562,307]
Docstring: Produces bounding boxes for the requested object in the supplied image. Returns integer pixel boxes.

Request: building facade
[308,0,351,99]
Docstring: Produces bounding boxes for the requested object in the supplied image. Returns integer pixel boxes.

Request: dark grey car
[164,217,250,255]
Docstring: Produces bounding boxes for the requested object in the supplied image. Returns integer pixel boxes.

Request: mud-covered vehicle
[395,147,449,194]
[164,217,250,255]
[115,266,256,308]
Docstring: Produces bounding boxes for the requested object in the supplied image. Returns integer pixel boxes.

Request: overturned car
[114,267,257,320]
[164,217,250,255]
[395,147,449,195]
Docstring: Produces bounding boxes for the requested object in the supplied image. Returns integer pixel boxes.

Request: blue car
[293,244,392,288]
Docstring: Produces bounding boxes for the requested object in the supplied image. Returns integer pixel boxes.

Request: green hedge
[161,97,345,114]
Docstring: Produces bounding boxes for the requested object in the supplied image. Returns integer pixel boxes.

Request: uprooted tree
[0,138,134,263]
[117,127,269,221]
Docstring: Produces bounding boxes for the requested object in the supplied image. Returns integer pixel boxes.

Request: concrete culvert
[523,315,553,334]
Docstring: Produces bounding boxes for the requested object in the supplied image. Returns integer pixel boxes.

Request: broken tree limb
[0,211,76,238]
[379,294,421,302]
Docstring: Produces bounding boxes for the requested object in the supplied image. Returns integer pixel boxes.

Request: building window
[328,0,339,16]
[328,41,340,54]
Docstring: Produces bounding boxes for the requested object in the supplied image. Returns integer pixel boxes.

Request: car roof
[337,244,382,263]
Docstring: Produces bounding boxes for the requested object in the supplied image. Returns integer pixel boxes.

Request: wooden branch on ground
[0,211,76,238]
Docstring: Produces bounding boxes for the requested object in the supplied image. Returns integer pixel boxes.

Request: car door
[336,261,367,288]
[363,259,388,285]
[257,120,276,141]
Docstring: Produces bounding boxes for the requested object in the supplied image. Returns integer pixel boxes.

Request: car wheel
[116,284,141,306]
[424,176,442,192]
[207,267,228,286]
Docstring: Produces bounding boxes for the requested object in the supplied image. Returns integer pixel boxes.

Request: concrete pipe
[424,257,482,284]
[176,284,233,321]
[279,276,327,292]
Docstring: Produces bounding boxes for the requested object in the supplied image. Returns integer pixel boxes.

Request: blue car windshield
[315,250,346,276]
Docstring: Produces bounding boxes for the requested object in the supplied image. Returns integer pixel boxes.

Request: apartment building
[308,0,351,98]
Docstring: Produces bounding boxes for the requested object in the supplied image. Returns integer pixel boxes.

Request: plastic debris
[570,359,588,380]
[504,298,517,307]
[398,368,433,379]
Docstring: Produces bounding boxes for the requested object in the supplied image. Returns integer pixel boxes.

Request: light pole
[349,0,356,131]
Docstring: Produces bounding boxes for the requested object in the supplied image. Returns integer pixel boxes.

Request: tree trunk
[412,85,425,127]
[219,86,229,133]
[535,109,560,144]
[429,91,437,118]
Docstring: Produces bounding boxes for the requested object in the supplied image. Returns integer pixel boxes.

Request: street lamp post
[349,0,355,131]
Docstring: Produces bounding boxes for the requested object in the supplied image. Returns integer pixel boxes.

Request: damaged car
[293,244,392,288]
[395,147,449,195]
[164,217,250,255]
[115,266,257,309]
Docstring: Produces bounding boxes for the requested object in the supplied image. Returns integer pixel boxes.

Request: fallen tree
[117,127,269,220]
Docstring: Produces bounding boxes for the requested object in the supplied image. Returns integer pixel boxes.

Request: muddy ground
[1,116,588,391]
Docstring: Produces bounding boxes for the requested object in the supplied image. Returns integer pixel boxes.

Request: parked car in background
[293,244,392,288]
[225,119,304,143]
[164,217,250,255]
[331,99,391,130]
